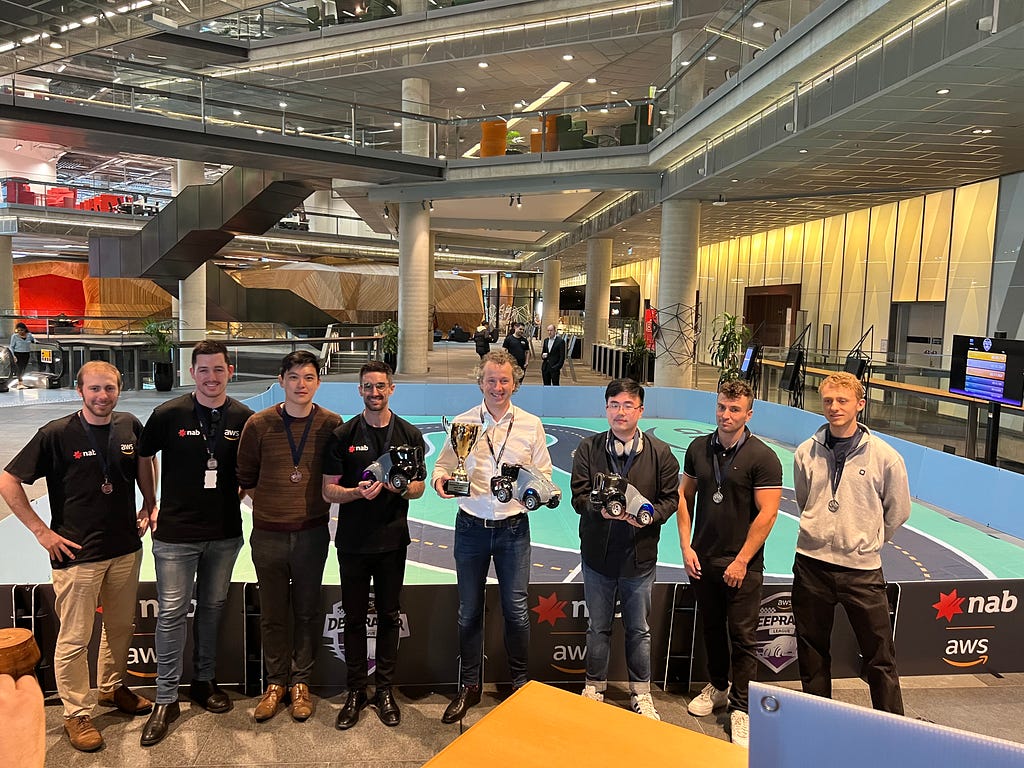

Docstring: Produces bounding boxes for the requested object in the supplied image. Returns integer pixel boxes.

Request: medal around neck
[828,499,840,512]
[442,418,481,497]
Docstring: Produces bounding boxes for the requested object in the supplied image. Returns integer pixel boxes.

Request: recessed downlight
[562,54,574,61]
[478,61,488,68]
[936,88,950,95]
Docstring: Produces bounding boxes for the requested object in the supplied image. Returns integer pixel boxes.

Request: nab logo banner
[933,587,1018,669]
[322,596,410,673]
[529,590,588,676]
[755,592,798,673]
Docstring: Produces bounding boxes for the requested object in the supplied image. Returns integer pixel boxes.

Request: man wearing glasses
[136,340,254,746]
[322,362,426,730]
[432,349,553,723]
[570,379,679,720]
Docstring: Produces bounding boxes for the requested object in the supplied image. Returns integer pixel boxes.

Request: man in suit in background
[541,325,566,386]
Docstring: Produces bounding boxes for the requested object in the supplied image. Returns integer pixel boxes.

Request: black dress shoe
[335,688,367,730]
[441,685,481,724]
[189,679,231,713]
[372,687,401,727]
[140,702,180,747]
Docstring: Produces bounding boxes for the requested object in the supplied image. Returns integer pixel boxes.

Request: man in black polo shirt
[0,361,154,752]
[502,323,530,382]
[678,379,783,748]
[136,340,254,746]
[322,361,426,730]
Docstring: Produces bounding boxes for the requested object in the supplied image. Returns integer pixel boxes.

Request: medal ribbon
[78,412,117,490]
[281,405,315,474]
[711,429,748,498]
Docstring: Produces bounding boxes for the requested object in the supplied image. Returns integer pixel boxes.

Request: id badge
[204,470,218,489]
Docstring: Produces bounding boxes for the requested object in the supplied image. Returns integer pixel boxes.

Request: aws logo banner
[895,581,1024,676]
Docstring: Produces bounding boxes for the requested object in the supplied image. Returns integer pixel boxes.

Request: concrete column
[398,201,429,375]
[541,259,561,331]
[428,231,436,351]
[177,263,207,386]
[172,160,205,195]
[670,31,707,119]
[0,236,13,339]
[654,198,700,389]
[584,239,612,365]
[402,78,431,157]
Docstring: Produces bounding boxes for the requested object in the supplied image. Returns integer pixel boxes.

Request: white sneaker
[580,684,604,702]
[730,709,749,748]
[687,682,729,716]
[630,692,660,720]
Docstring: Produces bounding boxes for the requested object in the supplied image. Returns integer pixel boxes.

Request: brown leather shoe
[254,684,286,722]
[290,683,314,721]
[98,685,153,715]
[64,714,104,752]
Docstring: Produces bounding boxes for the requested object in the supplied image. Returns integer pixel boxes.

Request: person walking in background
[236,351,342,724]
[540,325,566,386]
[473,324,491,360]
[9,322,36,388]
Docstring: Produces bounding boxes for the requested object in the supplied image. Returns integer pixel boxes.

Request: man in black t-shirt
[502,323,530,382]
[678,379,783,748]
[136,340,254,747]
[0,361,155,753]
[322,361,426,731]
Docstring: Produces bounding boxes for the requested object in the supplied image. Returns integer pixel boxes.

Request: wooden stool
[0,628,41,677]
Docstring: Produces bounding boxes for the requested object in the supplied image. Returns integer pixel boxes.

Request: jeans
[453,511,531,687]
[152,536,243,704]
[251,526,330,687]
[51,550,142,717]
[690,562,763,712]
[581,561,654,694]
[792,554,904,714]
[338,547,407,690]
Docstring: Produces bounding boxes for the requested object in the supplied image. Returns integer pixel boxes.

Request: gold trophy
[443,419,481,497]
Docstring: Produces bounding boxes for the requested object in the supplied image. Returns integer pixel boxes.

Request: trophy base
[444,478,472,497]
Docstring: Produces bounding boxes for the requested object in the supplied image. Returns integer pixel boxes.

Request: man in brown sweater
[236,351,342,723]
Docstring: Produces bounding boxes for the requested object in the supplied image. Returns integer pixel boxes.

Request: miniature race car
[490,463,561,510]
[589,472,655,526]
[362,445,426,492]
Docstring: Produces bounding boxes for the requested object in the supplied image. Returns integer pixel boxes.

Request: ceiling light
[49,41,63,49]
[393,121,401,127]
[278,101,287,108]
[516,194,522,209]
[256,129,264,135]
[587,77,596,84]
[438,154,446,160]
[478,61,488,68]
[706,54,717,61]
[610,90,618,95]
[562,54,574,61]
[681,60,690,66]
[509,194,514,207]
[383,205,390,219]
[456,86,466,92]
[600,108,608,113]
[296,126,304,132]
[233,109,241,116]
[936,88,950,95]
[712,194,727,206]
[752,21,765,28]
[429,200,434,211]
[798,148,808,153]
[56,63,67,72]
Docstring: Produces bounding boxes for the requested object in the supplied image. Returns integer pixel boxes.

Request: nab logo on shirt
[73,449,97,460]
[178,428,201,438]
[348,444,371,453]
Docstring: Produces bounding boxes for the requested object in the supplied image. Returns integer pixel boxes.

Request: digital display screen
[949,335,1024,407]
[740,345,756,373]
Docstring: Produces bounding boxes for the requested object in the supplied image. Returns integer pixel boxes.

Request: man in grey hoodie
[792,372,910,714]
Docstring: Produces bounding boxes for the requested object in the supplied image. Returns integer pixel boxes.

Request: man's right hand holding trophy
[434,418,482,498]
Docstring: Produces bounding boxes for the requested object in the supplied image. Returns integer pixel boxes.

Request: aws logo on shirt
[224,429,241,441]
[177,428,202,438]
[72,449,98,460]
[347,445,371,453]
[120,443,135,456]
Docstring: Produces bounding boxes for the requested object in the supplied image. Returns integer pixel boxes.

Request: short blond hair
[819,372,864,400]
[475,349,524,391]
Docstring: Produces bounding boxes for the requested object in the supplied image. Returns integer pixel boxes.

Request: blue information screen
[949,335,1024,407]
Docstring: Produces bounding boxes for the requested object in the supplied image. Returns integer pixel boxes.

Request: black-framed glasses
[360,382,390,393]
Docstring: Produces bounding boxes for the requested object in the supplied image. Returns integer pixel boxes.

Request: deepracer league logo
[323,596,410,672]
[755,592,798,673]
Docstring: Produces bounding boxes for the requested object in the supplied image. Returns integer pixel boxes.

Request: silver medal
[712,490,724,504]
[828,499,840,512]
[207,457,218,470]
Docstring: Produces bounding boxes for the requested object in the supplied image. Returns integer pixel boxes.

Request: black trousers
[541,363,561,386]
[13,351,29,381]
[792,553,904,714]
[690,561,762,712]
[250,526,330,687]
[338,547,407,690]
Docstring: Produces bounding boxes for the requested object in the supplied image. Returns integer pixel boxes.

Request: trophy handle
[441,415,452,434]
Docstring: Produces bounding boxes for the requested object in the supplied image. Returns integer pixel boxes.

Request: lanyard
[711,430,748,492]
[358,412,395,454]
[481,406,515,468]
[193,396,226,463]
[78,412,117,491]
[606,431,640,476]
[280,404,315,472]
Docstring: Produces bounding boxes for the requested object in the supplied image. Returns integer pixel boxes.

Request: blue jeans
[581,561,655,694]
[152,537,243,704]
[453,511,531,687]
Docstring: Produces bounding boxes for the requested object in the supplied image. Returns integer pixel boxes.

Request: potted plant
[708,312,752,383]
[624,323,651,382]
[377,317,399,370]
[505,129,525,154]
[142,318,176,392]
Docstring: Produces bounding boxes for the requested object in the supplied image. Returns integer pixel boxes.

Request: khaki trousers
[51,550,142,717]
